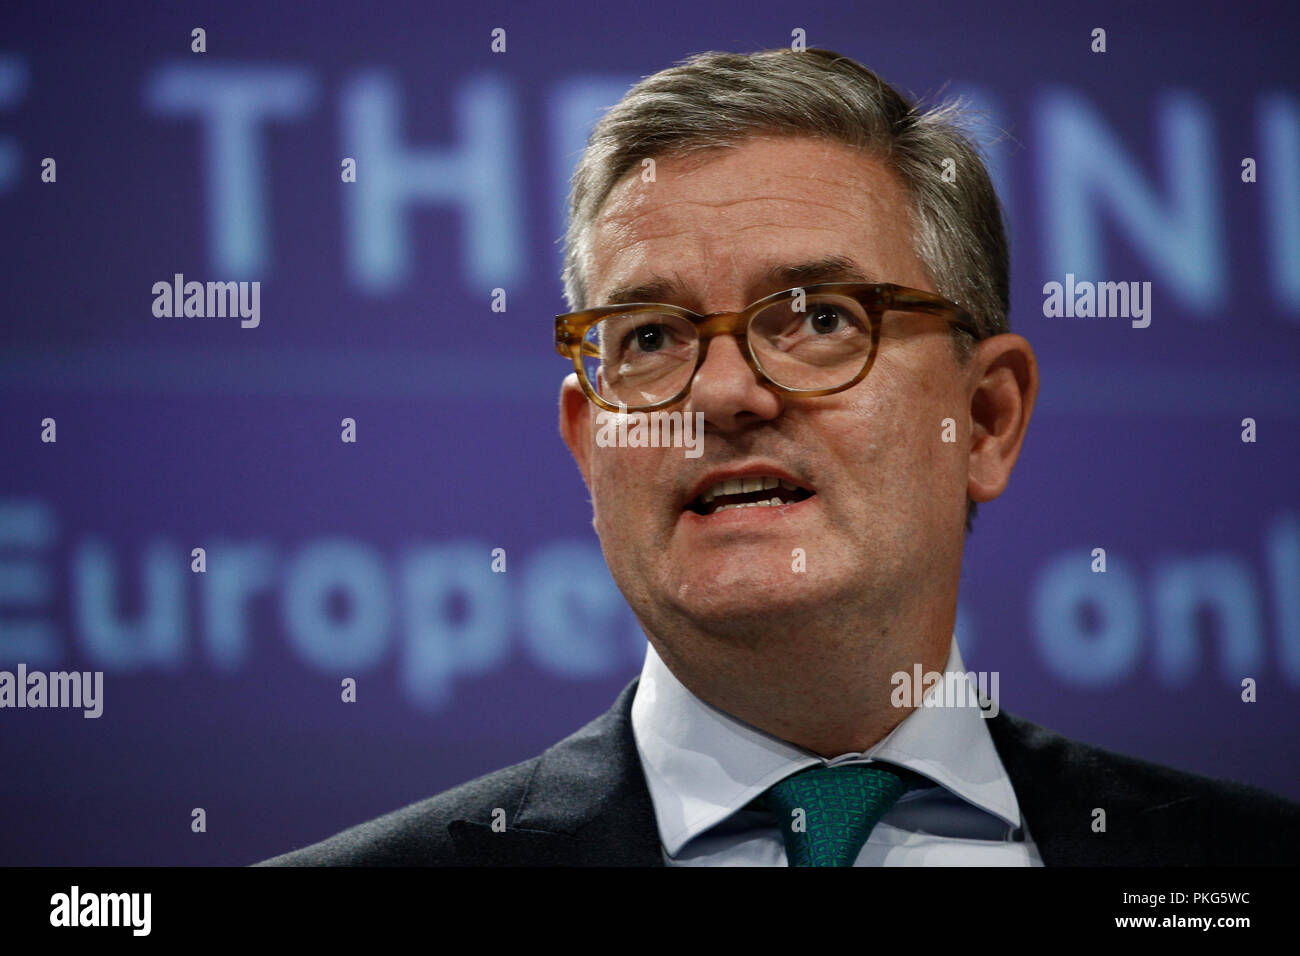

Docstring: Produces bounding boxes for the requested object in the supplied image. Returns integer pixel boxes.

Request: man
[259,48,1299,866]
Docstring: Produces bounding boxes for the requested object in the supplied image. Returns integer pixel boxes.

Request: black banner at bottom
[0,865,1287,942]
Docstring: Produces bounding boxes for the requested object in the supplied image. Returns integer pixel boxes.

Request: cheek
[833,365,959,500]
[589,446,668,527]
[899,386,968,515]
[834,369,917,468]
[588,451,625,525]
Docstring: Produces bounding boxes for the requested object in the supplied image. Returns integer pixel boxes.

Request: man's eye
[806,306,846,334]
[629,324,668,352]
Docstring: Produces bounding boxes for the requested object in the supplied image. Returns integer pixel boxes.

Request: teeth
[712,497,788,512]
[716,499,777,512]
[695,475,806,509]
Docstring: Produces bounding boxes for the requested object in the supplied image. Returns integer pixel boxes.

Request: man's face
[566,135,972,641]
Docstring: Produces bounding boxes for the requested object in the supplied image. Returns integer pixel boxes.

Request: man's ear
[560,372,594,488]
[967,333,1038,505]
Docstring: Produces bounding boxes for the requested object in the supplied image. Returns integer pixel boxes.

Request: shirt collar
[630,636,1023,856]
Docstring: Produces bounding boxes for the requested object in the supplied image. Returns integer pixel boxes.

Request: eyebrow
[600,255,878,307]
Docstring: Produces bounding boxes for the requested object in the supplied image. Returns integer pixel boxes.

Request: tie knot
[758,763,917,867]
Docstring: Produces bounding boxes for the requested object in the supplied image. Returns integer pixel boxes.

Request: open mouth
[687,476,815,516]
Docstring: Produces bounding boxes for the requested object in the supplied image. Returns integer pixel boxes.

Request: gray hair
[561,48,1010,531]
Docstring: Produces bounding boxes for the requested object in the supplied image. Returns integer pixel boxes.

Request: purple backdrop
[1,0,1297,864]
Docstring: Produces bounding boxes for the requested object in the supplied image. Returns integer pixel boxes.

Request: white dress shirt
[630,636,1044,866]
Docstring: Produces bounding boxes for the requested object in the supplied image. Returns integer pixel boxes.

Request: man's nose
[688,333,783,431]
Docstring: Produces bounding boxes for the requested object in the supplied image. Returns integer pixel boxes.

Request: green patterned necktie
[753,763,917,867]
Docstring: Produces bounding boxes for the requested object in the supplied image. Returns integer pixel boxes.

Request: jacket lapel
[450,680,1203,866]
[448,680,664,866]
[986,709,1199,865]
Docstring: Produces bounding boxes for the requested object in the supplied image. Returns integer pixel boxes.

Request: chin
[662,561,843,627]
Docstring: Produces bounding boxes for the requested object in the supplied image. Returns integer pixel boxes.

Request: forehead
[586,134,929,308]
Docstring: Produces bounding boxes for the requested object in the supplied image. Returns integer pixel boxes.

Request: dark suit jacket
[256,678,1300,866]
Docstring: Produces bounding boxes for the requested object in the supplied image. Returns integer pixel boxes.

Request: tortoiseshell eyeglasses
[555,282,980,412]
